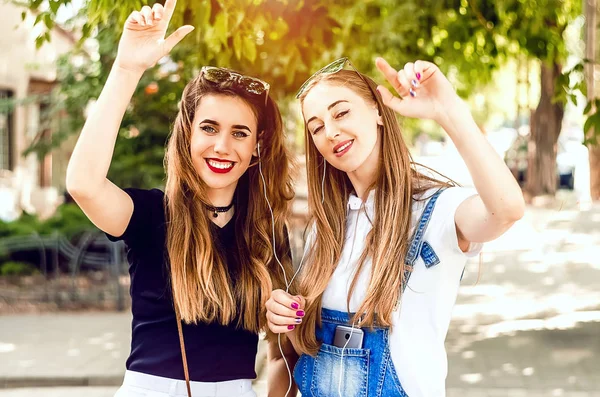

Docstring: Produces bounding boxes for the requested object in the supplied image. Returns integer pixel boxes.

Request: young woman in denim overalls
[265,58,525,396]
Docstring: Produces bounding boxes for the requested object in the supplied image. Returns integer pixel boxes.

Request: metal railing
[0,231,128,311]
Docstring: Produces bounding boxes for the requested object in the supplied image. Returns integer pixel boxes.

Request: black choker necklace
[206,202,234,218]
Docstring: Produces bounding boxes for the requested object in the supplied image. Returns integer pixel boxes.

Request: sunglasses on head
[200,66,270,106]
[295,57,371,99]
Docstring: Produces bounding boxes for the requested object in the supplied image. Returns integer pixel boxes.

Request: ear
[253,131,264,157]
[374,107,383,126]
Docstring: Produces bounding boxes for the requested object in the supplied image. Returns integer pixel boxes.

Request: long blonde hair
[296,69,452,355]
[165,73,294,333]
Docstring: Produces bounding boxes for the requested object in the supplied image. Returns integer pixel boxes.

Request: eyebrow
[200,119,252,133]
[306,100,349,125]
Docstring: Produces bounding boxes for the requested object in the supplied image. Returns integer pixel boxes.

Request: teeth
[208,160,233,169]
[335,141,352,153]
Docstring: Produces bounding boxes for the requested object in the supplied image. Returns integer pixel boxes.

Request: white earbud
[321,159,327,204]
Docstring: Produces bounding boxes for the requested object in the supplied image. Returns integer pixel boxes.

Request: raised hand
[375,57,462,124]
[115,0,194,74]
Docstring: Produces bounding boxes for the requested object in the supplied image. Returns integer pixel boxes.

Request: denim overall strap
[404,189,444,266]
[293,308,408,397]
[393,189,444,313]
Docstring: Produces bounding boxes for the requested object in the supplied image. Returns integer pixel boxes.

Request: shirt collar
[347,189,375,212]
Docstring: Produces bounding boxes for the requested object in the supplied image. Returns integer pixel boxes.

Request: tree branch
[467,0,493,33]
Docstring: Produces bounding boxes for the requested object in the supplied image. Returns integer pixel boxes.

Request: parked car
[504,128,582,190]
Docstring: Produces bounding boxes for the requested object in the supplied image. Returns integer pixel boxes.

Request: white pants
[114,370,257,397]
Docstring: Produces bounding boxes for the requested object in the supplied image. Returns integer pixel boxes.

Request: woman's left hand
[374,57,463,124]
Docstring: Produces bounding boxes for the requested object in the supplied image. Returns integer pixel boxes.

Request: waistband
[122,370,254,397]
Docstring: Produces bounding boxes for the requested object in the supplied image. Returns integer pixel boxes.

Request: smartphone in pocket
[333,325,364,349]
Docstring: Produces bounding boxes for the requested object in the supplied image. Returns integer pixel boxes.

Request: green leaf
[35,35,44,49]
[21,11,27,21]
[583,112,600,135]
[583,134,598,147]
[233,32,242,60]
[82,23,91,38]
[197,1,211,27]
[242,35,256,63]
[570,94,578,107]
[214,12,228,47]
[273,18,289,36]
[584,100,592,115]
[49,0,60,14]
[44,13,54,30]
[232,11,245,30]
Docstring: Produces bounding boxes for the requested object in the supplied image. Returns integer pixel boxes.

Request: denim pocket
[310,343,369,397]
[293,353,309,394]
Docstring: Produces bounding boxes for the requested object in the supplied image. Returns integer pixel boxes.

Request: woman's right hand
[115,0,194,74]
[266,290,306,334]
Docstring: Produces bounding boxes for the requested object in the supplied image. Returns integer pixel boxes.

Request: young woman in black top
[66,1,297,396]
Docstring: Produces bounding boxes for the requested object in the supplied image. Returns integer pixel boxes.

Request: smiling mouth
[333,140,354,157]
[205,158,235,174]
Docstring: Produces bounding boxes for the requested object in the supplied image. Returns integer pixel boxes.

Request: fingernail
[291,302,299,310]
[409,88,416,97]
[296,310,305,317]
[295,318,302,324]
[411,79,418,88]
[287,325,295,330]
[416,72,421,80]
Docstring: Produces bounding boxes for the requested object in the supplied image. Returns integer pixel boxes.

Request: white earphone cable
[257,143,310,397]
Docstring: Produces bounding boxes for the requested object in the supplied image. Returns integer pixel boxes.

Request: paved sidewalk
[444,202,600,393]
[0,202,598,396]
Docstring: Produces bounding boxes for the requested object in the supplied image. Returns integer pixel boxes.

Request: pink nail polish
[416,72,421,80]
[287,325,295,330]
[296,310,305,317]
[291,302,299,310]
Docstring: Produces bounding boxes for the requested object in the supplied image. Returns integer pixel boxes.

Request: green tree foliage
[16,0,594,195]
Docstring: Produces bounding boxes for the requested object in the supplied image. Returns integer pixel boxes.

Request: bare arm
[65,0,193,237]
[65,66,141,237]
[376,58,525,248]
[267,334,299,397]
[438,101,525,246]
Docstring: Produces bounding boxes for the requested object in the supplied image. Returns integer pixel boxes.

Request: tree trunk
[526,60,564,197]
[586,0,600,201]
[591,147,600,200]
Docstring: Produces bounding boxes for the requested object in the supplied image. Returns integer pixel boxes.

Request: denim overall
[293,190,443,397]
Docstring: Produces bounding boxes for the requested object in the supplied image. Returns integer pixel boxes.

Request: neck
[206,183,237,207]
[347,136,380,200]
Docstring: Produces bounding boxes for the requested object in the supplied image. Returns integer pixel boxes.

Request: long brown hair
[296,69,452,355]
[164,72,294,333]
